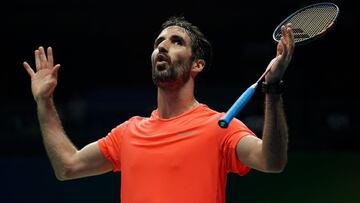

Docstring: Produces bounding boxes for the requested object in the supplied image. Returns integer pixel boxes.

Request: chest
[120,122,222,172]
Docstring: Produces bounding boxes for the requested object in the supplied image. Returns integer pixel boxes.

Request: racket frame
[272,2,339,46]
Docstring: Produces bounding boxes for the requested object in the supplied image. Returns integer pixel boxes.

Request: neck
[157,78,198,119]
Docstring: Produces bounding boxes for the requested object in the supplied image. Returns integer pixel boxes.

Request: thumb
[52,64,61,77]
[23,61,35,78]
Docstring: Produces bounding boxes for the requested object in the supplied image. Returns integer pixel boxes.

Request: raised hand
[264,23,295,84]
[23,46,61,102]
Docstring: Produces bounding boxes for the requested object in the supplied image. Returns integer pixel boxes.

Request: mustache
[155,53,171,63]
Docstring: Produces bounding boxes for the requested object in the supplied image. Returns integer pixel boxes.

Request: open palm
[23,46,61,102]
[264,24,294,84]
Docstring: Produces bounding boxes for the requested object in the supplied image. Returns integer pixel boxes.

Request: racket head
[272,2,340,46]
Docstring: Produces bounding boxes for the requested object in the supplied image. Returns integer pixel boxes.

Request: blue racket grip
[218,83,258,128]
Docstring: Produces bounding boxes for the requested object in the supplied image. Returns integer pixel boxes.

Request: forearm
[36,98,78,179]
[262,93,288,172]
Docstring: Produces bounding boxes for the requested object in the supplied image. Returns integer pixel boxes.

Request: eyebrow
[171,35,186,44]
[154,34,187,48]
[154,36,164,48]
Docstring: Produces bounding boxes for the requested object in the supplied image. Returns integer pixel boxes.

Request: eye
[153,41,160,49]
[171,36,184,46]
[173,39,183,45]
[153,37,164,49]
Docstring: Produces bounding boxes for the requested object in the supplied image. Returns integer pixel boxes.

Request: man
[23,16,294,203]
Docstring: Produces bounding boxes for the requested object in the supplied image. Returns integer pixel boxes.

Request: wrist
[35,96,54,107]
[261,80,284,94]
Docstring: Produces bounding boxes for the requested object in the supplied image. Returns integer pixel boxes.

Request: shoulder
[110,115,148,133]
[196,104,222,117]
[200,105,254,137]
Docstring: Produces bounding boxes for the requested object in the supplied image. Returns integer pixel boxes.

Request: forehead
[157,26,191,41]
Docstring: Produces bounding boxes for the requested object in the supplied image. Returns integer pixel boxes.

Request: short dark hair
[160,16,213,69]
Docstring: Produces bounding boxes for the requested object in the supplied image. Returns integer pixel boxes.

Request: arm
[236,94,288,173]
[236,24,294,173]
[23,46,112,180]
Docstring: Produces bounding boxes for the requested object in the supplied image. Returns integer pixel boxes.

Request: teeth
[157,54,168,62]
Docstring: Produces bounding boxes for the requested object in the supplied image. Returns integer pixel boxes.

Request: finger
[47,47,54,67]
[266,57,278,71]
[38,46,48,65]
[283,25,293,47]
[281,36,288,53]
[276,37,284,57]
[52,64,61,77]
[282,25,294,62]
[281,25,288,43]
[286,26,295,56]
[280,36,289,59]
[276,25,287,56]
[35,50,41,71]
[23,62,35,77]
[284,24,294,49]
[263,56,282,82]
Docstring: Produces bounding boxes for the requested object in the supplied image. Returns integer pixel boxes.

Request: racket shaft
[218,83,257,128]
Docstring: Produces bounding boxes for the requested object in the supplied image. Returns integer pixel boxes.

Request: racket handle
[218,83,258,128]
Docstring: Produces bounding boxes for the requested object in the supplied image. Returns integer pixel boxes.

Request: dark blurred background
[1,0,359,202]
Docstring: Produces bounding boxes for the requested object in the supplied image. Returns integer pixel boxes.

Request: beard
[152,59,192,89]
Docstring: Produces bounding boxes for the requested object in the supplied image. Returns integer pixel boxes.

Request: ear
[191,59,205,77]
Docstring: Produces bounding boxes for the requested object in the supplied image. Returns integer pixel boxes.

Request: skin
[23,47,112,180]
[22,23,294,180]
[237,24,294,172]
[151,26,205,118]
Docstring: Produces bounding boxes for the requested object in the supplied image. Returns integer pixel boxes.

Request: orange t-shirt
[98,104,256,203]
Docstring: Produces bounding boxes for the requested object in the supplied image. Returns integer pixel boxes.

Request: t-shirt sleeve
[220,118,256,176]
[98,122,128,172]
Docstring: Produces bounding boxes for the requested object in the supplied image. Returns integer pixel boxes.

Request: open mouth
[156,53,170,63]
[156,62,167,71]
[155,53,170,70]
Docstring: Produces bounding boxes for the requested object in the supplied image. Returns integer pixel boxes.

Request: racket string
[274,4,338,44]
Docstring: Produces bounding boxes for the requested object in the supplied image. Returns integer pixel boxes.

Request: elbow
[54,163,77,181]
[264,157,287,173]
[264,155,287,173]
[54,169,71,181]
[267,163,286,173]
[262,147,288,173]
[55,173,68,181]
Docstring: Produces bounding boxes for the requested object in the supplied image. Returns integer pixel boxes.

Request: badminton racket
[218,2,339,128]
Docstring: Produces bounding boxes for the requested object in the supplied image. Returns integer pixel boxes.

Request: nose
[157,40,169,53]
